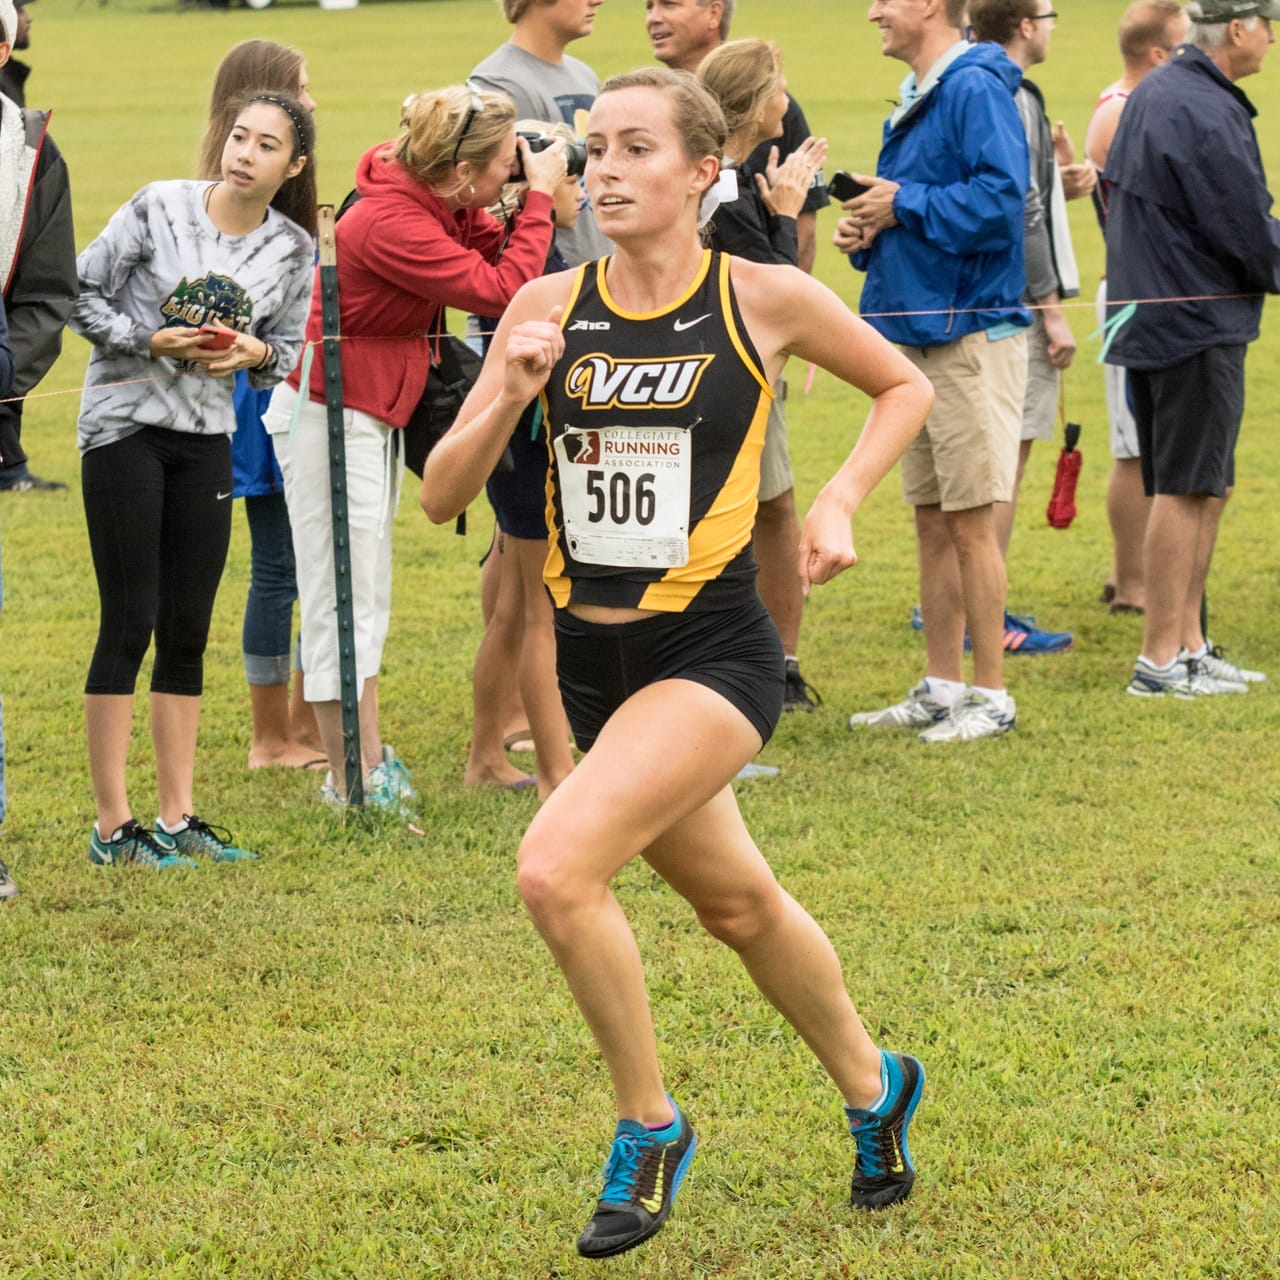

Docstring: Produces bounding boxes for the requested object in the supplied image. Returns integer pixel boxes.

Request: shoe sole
[577,1131,698,1259]
[851,1054,925,1212]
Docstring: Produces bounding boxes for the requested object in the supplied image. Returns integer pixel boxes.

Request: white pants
[265,384,401,703]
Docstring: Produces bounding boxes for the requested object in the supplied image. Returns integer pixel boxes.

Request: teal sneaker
[88,819,197,870]
[847,1051,925,1210]
[321,767,417,819]
[577,1097,698,1259]
[380,745,418,801]
[161,815,259,862]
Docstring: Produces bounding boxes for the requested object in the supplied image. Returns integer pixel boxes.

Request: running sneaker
[321,766,418,818]
[162,815,259,862]
[0,858,17,901]
[576,1097,698,1259]
[918,690,1016,742]
[381,744,419,799]
[1127,656,1241,698]
[87,820,197,869]
[1002,611,1073,654]
[782,659,823,713]
[849,680,953,730]
[1197,644,1266,685]
[847,1051,925,1211]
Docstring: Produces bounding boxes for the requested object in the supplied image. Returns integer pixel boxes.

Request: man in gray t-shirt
[471,0,612,267]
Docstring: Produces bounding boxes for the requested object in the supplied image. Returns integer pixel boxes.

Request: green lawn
[2,2,1279,1276]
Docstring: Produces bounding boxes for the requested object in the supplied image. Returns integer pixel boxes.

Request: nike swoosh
[216,491,232,500]
[673,313,712,332]
[639,1149,667,1214]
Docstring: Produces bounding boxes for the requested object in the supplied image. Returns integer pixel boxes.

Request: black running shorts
[553,596,784,754]
[1130,345,1246,497]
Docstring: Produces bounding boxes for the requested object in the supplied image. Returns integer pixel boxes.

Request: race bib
[553,425,692,568]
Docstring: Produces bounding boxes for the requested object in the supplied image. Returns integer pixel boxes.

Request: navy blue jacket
[1105,45,1280,370]
[851,41,1030,348]
[0,295,12,399]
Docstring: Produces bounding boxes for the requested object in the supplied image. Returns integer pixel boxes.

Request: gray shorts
[758,377,793,503]
[1021,312,1058,443]
[1097,279,1139,460]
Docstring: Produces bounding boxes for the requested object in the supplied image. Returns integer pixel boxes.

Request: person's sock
[156,815,189,836]
[971,685,1010,713]
[1138,654,1179,671]
[1184,642,1209,661]
[645,1098,678,1135]
[923,676,964,706]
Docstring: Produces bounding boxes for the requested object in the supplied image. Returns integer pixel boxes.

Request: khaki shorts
[758,377,793,503]
[899,328,1027,510]
[1022,312,1059,443]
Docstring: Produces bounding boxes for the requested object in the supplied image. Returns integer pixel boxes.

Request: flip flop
[1109,602,1145,615]
[504,774,537,792]
[504,729,535,753]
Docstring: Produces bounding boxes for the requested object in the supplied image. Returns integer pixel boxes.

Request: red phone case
[199,327,236,351]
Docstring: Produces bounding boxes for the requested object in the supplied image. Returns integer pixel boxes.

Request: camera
[514,130,588,182]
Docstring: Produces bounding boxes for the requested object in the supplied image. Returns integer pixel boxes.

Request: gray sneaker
[1127,656,1240,698]
[1194,645,1265,686]
[849,680,953,730]
[0,858,17,901]
[918,690,1016,742]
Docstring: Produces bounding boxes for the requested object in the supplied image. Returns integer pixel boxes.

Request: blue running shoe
[88,820,196,870]
[847,1051,925,1210]
[162,815,259,862]
[1002,611,1073,654]
[577,1097,698,1258]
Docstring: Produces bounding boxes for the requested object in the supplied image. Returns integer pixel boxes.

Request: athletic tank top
[1090,87,1129,233]
[541,250,773,613]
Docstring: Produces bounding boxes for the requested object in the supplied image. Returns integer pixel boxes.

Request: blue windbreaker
[1104,44,1280,370]
[851,41,1031,348]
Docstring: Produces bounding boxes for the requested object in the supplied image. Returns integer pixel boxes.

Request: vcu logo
[564,353,714,410]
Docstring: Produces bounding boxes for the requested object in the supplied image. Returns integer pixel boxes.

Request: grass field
[2,2,1279,1276]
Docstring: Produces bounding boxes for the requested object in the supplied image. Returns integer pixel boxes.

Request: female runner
[423,68,933,1258]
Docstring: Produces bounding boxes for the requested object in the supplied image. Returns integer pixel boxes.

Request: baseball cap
[1189,0,1280,20]
[0,0,16,45]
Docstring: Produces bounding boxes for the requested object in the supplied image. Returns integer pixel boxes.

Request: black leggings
[82,427,233,697]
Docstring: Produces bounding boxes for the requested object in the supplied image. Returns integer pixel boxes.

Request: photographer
[264,86,566,809]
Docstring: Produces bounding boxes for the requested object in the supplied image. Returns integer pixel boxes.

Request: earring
[469,184,476,196]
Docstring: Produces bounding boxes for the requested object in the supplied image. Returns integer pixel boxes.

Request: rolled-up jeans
[242,491,300,686]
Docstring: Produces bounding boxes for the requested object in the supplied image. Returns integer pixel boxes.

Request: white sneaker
[1127,656,1240,698]
[848,680,953,730]
[918,690,1017,742]
[1194,645,1265,685]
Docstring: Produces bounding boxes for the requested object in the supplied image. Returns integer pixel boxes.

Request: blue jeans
[242,492,300,686]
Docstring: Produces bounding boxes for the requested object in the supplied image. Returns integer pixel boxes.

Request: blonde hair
[393,85,516,193]
[696,39,781,144]
[596,67,727,173]
[500,0,553,22]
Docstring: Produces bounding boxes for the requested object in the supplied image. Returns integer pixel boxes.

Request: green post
[316,206,363,806]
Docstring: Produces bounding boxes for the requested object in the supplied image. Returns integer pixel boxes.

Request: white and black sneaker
[1193,644,1265,686]
[849,680,953,730]
[1128,656,1242,698]
[918,690,1016,742]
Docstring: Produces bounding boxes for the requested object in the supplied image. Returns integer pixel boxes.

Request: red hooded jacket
[288,141,555,427]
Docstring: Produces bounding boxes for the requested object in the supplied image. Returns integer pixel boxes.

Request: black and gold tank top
[541,250,773,612]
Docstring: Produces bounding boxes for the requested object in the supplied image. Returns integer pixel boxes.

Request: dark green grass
[2,2,1279,1276]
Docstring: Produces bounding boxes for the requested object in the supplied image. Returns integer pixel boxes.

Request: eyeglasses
[1028,10,1058,19]
[452,86,484,166]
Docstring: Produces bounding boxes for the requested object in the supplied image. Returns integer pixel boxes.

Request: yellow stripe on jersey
[636,384,772,611]
[718,253,774,399]
[596,250,713,321]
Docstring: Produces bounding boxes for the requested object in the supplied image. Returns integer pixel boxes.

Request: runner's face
[585,87,714,238]
[645,0,721,70]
